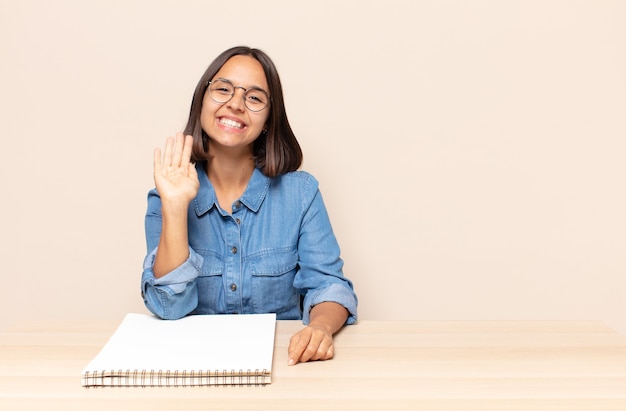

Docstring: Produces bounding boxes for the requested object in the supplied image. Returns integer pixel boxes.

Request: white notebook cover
[81,313,276,386]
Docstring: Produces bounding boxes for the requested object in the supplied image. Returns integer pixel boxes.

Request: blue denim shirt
[141,165,358,324]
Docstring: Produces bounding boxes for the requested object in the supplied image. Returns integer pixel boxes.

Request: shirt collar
[193,164,270,216]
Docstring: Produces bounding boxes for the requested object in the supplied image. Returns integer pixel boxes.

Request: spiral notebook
[81,313,276,387]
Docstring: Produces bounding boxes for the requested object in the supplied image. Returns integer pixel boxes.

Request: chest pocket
[195,252,224,314]
[249,248,299,314]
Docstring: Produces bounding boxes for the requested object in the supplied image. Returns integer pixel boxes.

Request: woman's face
[200,55,271,154]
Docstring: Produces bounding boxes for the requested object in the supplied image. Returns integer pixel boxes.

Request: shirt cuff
[142,247,204,294]
[302,283,358,325]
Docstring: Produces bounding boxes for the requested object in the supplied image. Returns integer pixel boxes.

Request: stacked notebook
[81,313,276,387]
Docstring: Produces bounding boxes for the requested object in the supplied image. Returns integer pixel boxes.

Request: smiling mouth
[219,117,244,129]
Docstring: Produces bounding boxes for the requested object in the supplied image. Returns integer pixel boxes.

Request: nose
[227,87,247,112]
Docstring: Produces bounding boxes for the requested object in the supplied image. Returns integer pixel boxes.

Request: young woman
[141,46,357,366]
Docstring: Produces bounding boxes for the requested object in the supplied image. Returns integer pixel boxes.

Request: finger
[287,332,305,366]
[163,136,174,167]
[288,330,311,366]
[172,132,185,167]
[188,162,198,179]
[180,134,194,170]
[325,342,335,360]
[298,331,325,363]
[312,338,334,361]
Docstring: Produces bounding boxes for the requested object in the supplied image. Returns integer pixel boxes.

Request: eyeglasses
[207,79,270,112]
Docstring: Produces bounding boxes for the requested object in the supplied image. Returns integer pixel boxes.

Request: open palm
[153,133,199,204]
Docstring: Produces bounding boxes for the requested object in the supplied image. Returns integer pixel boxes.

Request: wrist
[308,319,333,335]
[308,302,349,335]
[160,197,191,216]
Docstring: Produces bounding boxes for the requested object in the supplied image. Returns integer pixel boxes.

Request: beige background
[1,0,624,333]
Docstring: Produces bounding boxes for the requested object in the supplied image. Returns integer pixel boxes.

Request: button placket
[224,205,243,314]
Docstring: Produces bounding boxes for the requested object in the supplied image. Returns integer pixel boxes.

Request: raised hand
[154,133,199,205]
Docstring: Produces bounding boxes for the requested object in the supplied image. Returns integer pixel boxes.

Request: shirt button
[231,246,238,254]
[230,283,237,291]
[234,200,242,209]
[235,218,241,225]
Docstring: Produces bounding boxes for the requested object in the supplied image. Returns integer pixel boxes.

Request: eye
[246,90,267,105]
[211,81,233,95]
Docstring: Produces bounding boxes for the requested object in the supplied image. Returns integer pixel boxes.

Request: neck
[208,157,254,187]
[206,141,255,184]
[206,155,255,213]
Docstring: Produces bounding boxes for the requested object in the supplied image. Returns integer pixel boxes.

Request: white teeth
[219,118,243,129]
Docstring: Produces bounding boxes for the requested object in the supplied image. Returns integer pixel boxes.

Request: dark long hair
[184,46,302,177]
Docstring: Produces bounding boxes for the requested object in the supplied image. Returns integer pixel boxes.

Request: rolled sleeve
[301,283,358,325]
[294,180,358,326]
[140,247,204,319]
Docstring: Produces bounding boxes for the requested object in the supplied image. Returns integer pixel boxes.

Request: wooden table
[1,318,626,410]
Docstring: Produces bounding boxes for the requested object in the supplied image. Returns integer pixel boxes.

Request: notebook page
[82,313,276,373]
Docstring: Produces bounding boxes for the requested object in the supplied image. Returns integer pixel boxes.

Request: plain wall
[1,0,624,333]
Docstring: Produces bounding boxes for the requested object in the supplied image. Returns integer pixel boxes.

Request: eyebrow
[215,77,269,94]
